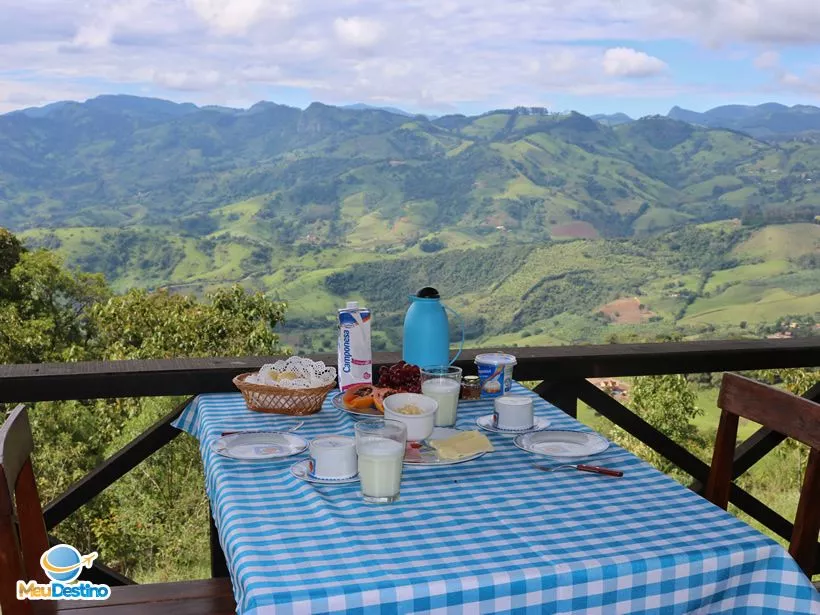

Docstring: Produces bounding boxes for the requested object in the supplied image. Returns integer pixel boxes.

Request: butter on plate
[430,430,494,460]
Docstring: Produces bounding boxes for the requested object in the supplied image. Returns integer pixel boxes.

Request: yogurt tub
[309,435,357,479]
[493,395,534,430]
[475,353,517,399]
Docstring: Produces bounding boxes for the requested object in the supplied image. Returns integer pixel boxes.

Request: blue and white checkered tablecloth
[173,383,820,614]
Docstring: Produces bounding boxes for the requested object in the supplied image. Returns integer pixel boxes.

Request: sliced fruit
[372,387,398,412]
[342,385,375,410]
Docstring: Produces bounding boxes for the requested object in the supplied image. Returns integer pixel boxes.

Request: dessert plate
[290,460,359,484]
[332,391,486,419]
[330,391,384,418]
[476,414,551,434]
[514,430,609,460]
[211,432,308,461]
[404,427,487,466]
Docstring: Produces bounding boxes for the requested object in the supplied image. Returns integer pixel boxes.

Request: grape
[377,362,421,393]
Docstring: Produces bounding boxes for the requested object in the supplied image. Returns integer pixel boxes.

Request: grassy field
[682,289,820,326]
[733,223,819,260]
[703,260,794,293]
[21,216,820,355]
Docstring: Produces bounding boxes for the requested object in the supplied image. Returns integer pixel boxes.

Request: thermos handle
[444,305,465,366]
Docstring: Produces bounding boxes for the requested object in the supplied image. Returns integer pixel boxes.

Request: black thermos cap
[416,287,440,299]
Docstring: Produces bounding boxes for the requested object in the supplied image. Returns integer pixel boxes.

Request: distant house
[767,332,794,339]
[596,379,627,397]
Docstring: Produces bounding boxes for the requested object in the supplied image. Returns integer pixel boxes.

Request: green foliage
[325,245,531,313]
[749,367,818,397]
[0,247,109,363]
[419,236,446,253]
[611,375,705,476]
[89,286,286,360]
[0,228,288,581]
[0,227,23,275]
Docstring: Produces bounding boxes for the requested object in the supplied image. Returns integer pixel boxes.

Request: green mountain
[2,96,819,352]
[667,103,820,139]
[2,96,819,236]
[591,113,634,126]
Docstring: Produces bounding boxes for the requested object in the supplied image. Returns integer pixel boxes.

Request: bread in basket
[233,357,337,415]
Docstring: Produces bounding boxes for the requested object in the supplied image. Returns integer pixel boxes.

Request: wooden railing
[1,338,818,584]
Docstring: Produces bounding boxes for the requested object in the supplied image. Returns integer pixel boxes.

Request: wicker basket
[233,372,336,415]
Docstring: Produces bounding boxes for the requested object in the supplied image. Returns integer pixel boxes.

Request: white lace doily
[246,357,337,389]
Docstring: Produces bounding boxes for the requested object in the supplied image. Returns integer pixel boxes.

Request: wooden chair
[705,373,820,579]
[0,405,236,615]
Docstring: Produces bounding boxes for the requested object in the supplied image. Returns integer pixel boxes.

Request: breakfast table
[173,383,820,614]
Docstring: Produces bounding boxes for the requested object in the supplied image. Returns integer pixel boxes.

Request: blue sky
[1,0,819,116]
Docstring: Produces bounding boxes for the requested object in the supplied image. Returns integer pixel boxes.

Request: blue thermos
[402,287,464,368]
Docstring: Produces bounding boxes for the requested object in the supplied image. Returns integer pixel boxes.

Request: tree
[0,228,289,581]
[419,237,446,253]
[88,285,285,360]
[611,375,705,476]
[0,247,109,363]
[30,284,288,579]
[0,227,23,276]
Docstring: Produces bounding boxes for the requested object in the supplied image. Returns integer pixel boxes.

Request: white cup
[309,435,357,479]
[493,395,534,430]
[383,393,438,442]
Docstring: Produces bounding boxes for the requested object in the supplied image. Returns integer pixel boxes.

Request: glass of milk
[421,366,463,427]
[355,419,407,504]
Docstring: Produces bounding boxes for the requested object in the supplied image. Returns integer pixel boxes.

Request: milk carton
[337,301,372,391]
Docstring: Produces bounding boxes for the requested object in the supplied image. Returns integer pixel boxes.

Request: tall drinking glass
[355,419,407,504]
[421,366,463,427]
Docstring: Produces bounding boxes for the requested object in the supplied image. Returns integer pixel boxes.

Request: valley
[2,96,818,352]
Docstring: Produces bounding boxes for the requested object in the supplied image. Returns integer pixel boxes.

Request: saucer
[211,432,308,461]
[476,414,551,435]
[290,460,359,484]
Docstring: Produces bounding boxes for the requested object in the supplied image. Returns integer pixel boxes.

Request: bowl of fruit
[332,361,422,417]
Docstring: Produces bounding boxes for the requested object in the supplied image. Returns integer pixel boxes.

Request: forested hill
[2,95,819,240]
[3,96,819,353]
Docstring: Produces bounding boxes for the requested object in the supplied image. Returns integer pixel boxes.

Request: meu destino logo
[17,544,111,601]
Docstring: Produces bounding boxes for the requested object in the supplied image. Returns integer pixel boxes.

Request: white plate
[290,460,359,484]
[211,432,308,461]
[514,430,609,460]
[330,391,384,418]
[476,414,551,434]
[405,427,488,466]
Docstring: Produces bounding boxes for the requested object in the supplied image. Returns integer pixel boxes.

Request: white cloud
[333,17,383,49]
[653,0,820,45]
[152,69,223,90]
[0,77,93,113]
[186,0,293,34]
[754,50,780,70]
[602,47,667,78]
[778,67,820,94]
[0,0,817,114]
[72,25,112,49]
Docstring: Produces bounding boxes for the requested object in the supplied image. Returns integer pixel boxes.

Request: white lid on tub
[311,435,355,449]
[475,352,517,365]
[346,301,359,309]
[495,395,531,406]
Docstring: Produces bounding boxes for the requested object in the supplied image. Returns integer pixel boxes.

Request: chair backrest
[705,373,820,577]
[0,405,50,614]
